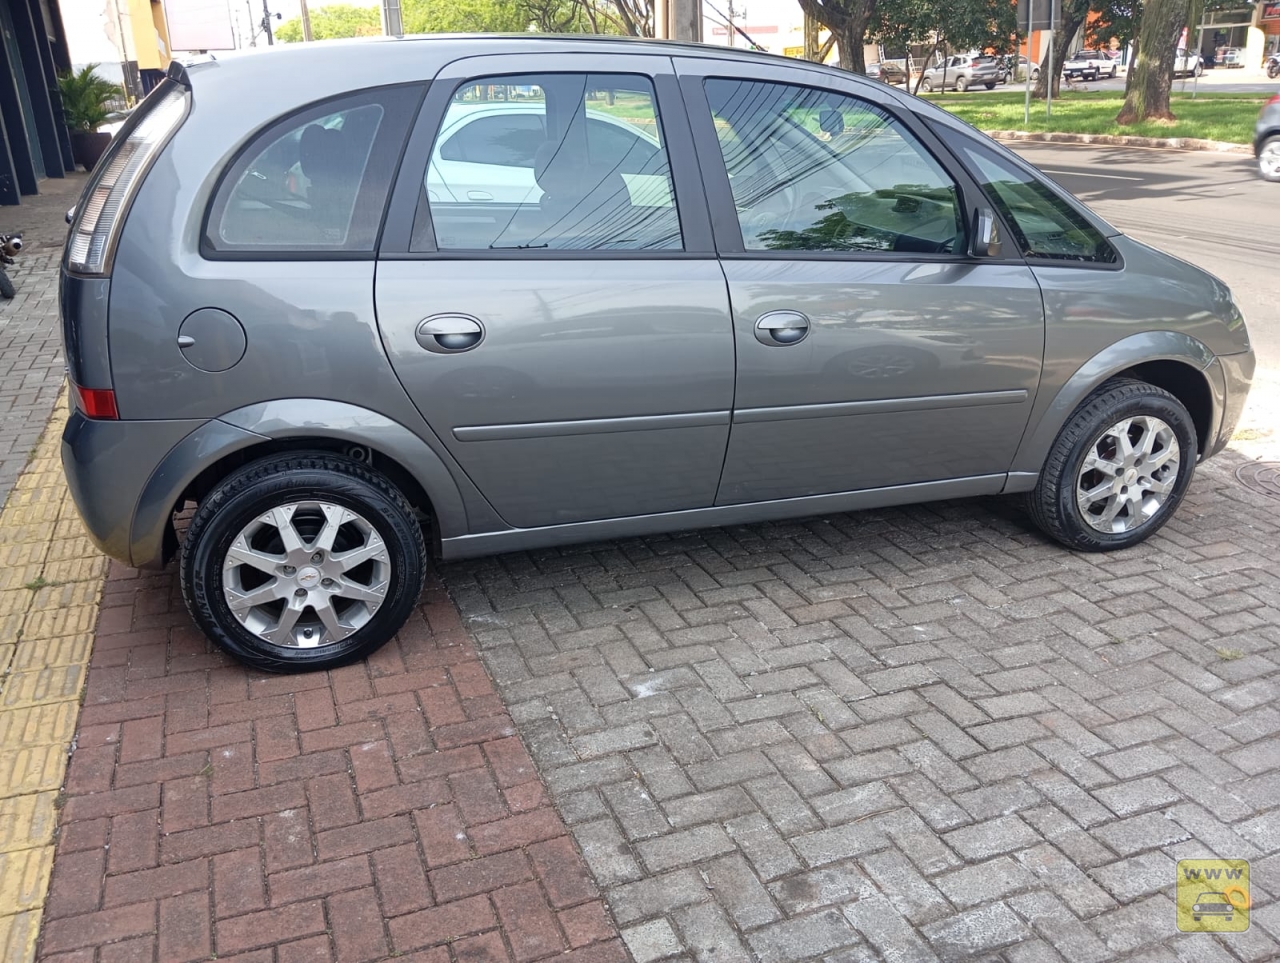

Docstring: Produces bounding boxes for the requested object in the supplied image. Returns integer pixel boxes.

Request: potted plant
[57,65,121,171]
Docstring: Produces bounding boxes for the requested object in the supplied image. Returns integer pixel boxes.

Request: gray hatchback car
[61,36,1254,671]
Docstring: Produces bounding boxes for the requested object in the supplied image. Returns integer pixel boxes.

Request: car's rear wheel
[1026,379,1197,552]
[985,82,997,89]
[1261,136,1280,182]
[1193,63,1203,77]
[956,76,969,92]
[181,452,427,672]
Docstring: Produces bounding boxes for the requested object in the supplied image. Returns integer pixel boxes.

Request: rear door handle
[754,311,810,346]
[416,315,484,353]
[467,190,494,201]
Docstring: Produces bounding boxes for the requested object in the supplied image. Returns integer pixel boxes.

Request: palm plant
[57,65,121,132]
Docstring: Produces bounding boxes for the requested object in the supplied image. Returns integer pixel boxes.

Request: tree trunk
[835,21,867,72]
[1116,0,1181,123]
[1033,8,1086,99]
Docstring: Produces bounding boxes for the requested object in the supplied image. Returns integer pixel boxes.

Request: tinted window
[439,113,544,168]
[949,136,1117,263]
[208,87,418,253]
[703,79,963,254]
[418,74,680,252]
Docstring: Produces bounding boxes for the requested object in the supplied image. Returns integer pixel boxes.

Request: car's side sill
[439,474,1008,560]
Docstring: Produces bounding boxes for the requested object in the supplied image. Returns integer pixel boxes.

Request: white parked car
[1174,49,1204,77]
[426,102,665,205]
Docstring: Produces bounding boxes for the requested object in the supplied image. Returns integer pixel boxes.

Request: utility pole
[381,0,403,36]
[299,0,313,40]
[262,0,274,44]
[671,0,700,41]
[246,0,256,44]
[726,0,735,45]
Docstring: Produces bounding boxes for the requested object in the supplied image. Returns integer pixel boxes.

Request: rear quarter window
[205,85,421,256]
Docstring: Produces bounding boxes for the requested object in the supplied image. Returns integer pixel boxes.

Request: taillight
[971,61,981,67]
[66,84,188,276]
[1269,94,1280,107]
[75,385,119,420]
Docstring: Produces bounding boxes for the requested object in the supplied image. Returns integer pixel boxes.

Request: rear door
[675,58,1045,505]
[376,53,734,530]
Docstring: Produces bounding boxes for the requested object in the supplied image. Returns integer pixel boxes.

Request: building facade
[0,0,74,205]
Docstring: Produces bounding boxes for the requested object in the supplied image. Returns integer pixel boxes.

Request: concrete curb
[986,129,1252,154]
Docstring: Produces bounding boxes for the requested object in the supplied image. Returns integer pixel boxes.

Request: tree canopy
[276,4,381,41]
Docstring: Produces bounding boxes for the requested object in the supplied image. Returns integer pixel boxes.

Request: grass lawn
[921,90,1268,144]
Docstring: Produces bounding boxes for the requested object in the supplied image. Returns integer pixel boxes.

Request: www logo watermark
[1176,859,1250,933]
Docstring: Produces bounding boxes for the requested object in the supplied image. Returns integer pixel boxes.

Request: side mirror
[971,207,1002,258]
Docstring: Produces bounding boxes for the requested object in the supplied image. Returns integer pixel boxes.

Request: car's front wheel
[1260,136,1280,182]
[922,78,933,92]
[1026,379,1197,552]
[181,452,427,672]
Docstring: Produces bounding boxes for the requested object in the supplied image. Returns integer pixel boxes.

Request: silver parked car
[61,37,1253,671]
[920,54,1000,92]
[1256,91,1280,181]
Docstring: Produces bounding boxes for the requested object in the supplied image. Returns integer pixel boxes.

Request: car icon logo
[1192,892,1234,921]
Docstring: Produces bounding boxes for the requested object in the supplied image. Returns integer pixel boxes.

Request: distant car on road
[1219,47,1246,68]
[1255,91,1280,182]
[865,61,908,86]
[1063,50,1116,81]
[920,54,999,92]
[1175,48,1204,77]
[996,55,1040,84]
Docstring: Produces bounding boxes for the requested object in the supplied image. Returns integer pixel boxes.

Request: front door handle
[416,315,484,353]
[754,311,810,346]
[467,190,494,201]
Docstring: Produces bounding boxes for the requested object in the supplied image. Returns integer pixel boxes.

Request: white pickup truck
[1062,50,1117,81]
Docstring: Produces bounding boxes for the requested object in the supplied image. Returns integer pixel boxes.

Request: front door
[676,60,1045,505]
[376,54,734,530]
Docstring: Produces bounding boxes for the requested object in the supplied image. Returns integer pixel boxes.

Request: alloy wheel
[221,500,390,648]
[1260,140,1280,181]
[1076,415,1180,534]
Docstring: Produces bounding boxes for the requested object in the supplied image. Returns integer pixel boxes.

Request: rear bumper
[61,413,210,568]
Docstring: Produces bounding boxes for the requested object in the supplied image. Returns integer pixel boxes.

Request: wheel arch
[130,400,471,570]
[1012,331,1219,476]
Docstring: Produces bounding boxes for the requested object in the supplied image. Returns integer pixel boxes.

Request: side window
[703,79,964,254]
[948,134,1118,263]
[207,87,419,254]
[416,73,681,252]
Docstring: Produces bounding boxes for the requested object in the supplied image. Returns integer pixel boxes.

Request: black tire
[0,270,13,300]
[1025,378,1197,552]
[985,82,997,89]
[181,452,427,672]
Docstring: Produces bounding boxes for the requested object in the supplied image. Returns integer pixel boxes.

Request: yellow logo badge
[1177,859,1249,932]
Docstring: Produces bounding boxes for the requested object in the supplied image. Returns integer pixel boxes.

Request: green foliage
[1088,0,1139,51]
[276,4,382,41]
[401,0,529,33]
[56,64,121,131]
[926,89,1265,143]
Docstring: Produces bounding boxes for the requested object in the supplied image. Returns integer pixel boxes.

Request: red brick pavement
[40,562,625,963]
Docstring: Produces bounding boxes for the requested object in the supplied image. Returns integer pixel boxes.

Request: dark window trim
[681,71,1024,263]
[201,83,424,261]
[382,64,711,259]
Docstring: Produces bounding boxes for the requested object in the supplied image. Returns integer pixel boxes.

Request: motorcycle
[0,233,22,300]
[1268,53,1280,79]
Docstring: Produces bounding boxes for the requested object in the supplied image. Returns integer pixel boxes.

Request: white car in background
[1175,48,1204,77]
[426,102,666,205]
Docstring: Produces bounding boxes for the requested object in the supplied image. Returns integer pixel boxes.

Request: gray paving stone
[436,445,1280,963]
[920,902,1031,961]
